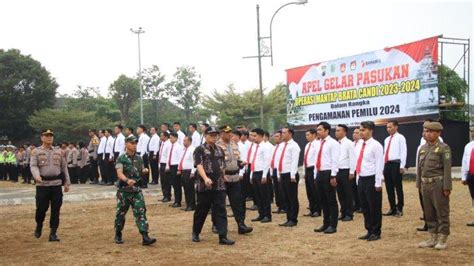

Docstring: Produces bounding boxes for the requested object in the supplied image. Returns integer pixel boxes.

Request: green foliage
[0,49,58,141]
[28,108,113,143]
[109,74,140,125]
[166,66,201,121]
[438,64,469,121]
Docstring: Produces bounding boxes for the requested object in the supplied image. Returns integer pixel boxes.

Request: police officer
[114,135,156,246]
[217,125,253,234]
[192,126,235,245]
[417,121,452,250]
[88,129,100,184]
[30,129,70,241]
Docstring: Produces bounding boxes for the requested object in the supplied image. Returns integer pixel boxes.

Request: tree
[28,109,113,143]
[166,66,201,121]
[109,74,140,125]
[0,49,58,141]
[438,64,469,121]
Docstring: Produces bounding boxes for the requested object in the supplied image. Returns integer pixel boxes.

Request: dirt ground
[0,180,473,265]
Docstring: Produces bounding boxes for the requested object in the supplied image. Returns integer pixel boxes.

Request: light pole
[130,27,145,124]
[244,1,307,128]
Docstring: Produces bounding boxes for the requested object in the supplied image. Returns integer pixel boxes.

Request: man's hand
[127,179,136,186]
[375,186,382,192]
[330,177,337,187]
[34,176,42,183]
[142,168,149,174]
[443,190,451,197]
[262,177,267,184]
[223,175,230,182]
[239,175,243,181]
[290,176,297,183]
[462,180,467,185]
[177,171,181,175]
[64,185,70,193]
[204,177,213,188]
[400,168,405,174]
[348,174,355,180]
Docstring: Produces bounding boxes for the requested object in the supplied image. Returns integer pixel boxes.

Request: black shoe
[108,182,114,186]
[279,221,290,226]
[356,208,363,213]
[467,222,474,227]
[219,236,235,245]
[248,205,258,211]
[212,225,218,234]
[115,231,124,244]
[394,210,403,217]
[311,212,321,217]
[303,211,314,217]
[341,216,353,222]
[251,216,263,222]
[260,217,272,223]
[227,214,235,218]
[417,225,428,232]
[238,223,253,234]
[284,221,297,227]
[48,229,60,242]
[272,208,282,214]
[162,198,171,203]
[184,206,195,212]
[367,234,381,241]
[338,215,344,220]
[170,203,181,208]
[314,225,328,233]
[358,233,371,240]
[150,181,158,185]
[142,232,156,246]
[383,210,396,216]
[34,225,42,238]
[323,226,337,234]
[192,232,200,242]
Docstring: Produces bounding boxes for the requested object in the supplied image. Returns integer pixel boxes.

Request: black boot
[48,228,60,242]
[192,232,200,242]
[115,231,124,244]
[238,223,253,235]
[34,225,42,238]
[142,232,156,246]
[219,235,235,245]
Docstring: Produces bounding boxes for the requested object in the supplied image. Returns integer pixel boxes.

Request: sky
[1,0,473,101]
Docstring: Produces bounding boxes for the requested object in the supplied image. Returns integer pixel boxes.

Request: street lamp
[130,27,145,124]
[243,1,307,128]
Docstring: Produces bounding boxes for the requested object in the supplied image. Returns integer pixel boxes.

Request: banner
[286,36,439,126]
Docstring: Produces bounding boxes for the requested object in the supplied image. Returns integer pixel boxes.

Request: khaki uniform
[416,141,452,235]
[30,146,71,186]
[217,140,241,183]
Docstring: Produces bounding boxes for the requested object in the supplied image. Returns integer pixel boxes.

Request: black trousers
[142,153,149,185]
[316,170,338,228]
[352,171,360,210]
[149,154,159,184]
[68,167,79,184]
[358,175,382,236]
[272,169,286,210]
[8,164,18,181]
[226,181,246,224]
[35,186,63,229]
[384,161,404,211]
[193,190,228,236]
[468,174,474,199]
[97,154,106,183]
[252,171,271,219]
[79,165,90,184]
[180,170,196,208]
[304,166,320,213]
[89,157,99,182]
[169,165,182,204]
[21,165,31,183]
[0,164,5,180]
[160,163,172,200]
[243,166,256,205]
[336,169,354,218]
[281,173,299,223]
[105,153,115,184]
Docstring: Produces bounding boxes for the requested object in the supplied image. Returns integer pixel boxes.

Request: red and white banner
[286,36,439,126]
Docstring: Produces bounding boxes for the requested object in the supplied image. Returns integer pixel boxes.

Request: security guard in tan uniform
[30,129,70,242]
[416,121,452,250]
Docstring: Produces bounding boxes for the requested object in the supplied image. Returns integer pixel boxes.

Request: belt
[386,160,401,164]
[225,170,239,175]
[41,175,61,181]
[421,176,443,184]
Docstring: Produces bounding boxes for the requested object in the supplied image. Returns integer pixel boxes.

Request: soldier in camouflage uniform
[417,121,452,250]
[114,135,156,246]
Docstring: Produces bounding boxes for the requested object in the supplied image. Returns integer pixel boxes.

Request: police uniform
[30,129,70,241]
[0,146,6,180]
[88,131,100,183]
[114,135,156,246]
[67,146,80,184]
[417,122,452,250]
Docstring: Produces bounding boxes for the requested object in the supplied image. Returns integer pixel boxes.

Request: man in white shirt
[352,128,362,212]
[269,130,287,214]
[263,131,275,207]
[111,125,125,185]
[249,128,272,223]
[313,122,340,234]
[136,125,150,188]
[160,123,171,134]
[159,132,172,202]
[167,132,183,207]
[355,121,384,242]
[199,123,209,145]
[148,127,160,185]
[461,127,474,227]
[383,120,407,217]
[97,130,107,185]
[243,131,258,211]
[104,129,115,185]
[173,122,186,145]
[303,129,320,218]
[335,124,356,221]
[188,123,201,148]
[178,136,196,211]
[278,127,301,227]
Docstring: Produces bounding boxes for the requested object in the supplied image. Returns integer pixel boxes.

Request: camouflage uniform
[114,153,149,234]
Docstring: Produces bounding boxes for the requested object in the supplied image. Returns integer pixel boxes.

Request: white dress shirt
[159,139,172,164]
[238,141,248,176]
[264,141,275,175]
[177,130,185,145]
[355,137,384,187]
[303,140,317,168]
[277,139,301,178]
[461,141,474,181]
[384,132,407,168]
[200,134,206,145]
[105,136,115,158]
[148,133,160,156]
[312,136,339,177]
[250,142,271,178]
[178,145,196,174]
[113,133,125,156]
[270,143,283,170]
[97,136,107,155]
[338,136,356,173]
[167,142,182,167]
[137,133,150,157]
[191,131,201,147]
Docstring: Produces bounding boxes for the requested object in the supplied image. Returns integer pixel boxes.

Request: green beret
[423,121,443,131]
[125,135,138,143]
